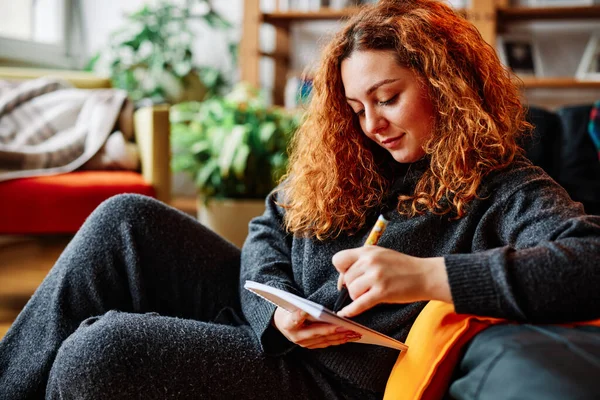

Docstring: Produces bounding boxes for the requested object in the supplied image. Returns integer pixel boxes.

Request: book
[244,280,408,352]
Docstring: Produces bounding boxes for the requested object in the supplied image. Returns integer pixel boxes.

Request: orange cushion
[383,301,600,400]
[0,171,155,234]
[384,302,502,400]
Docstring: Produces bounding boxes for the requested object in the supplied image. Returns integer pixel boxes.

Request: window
[0,0,81,68]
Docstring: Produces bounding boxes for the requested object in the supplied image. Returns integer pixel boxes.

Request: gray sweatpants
[2,194,599,399]
[0,194,374,399]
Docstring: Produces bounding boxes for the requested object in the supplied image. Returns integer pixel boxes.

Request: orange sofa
[0,67,171,234]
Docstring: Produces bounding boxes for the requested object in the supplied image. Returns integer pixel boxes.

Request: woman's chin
[390,150,425,164]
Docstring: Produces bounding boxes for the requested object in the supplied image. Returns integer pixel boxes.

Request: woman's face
[341,50,435,163]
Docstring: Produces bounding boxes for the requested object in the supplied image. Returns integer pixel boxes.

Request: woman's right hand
[272,307,361,349]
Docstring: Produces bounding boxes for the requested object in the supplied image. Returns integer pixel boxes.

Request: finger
[345,272,372,301]
[290,321,360,346]
[302,332,363,349]
[337,252,370,291]
[294,321,345,339]
[331,248,361,274]
[288,323,335,343]
[342,260,369,292]
[287,310,308,330]
[298,332,350,348]
[337,290,380,318]
[304,335,362,349]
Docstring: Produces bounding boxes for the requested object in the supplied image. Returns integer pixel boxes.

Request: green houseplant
[170,83,301,246]
[87,0,232,104]
[170,83,301,202]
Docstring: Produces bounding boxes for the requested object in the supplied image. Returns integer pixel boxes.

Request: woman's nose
[364,107,387,134]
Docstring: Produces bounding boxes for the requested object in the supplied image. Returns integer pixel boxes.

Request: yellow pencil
[333,214,389,311]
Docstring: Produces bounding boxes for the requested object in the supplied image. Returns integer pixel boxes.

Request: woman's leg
[45,311,358,400]
[0,194,242,399]
[448,324,600,400]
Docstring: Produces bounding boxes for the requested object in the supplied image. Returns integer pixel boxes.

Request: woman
[1,0,599,398]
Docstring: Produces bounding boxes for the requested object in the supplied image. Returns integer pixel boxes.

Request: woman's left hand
[332,246,452,318]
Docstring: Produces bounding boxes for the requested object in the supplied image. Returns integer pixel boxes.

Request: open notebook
[244,280,408,352]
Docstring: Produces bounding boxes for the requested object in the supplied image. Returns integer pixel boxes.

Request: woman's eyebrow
[346,78,400,102]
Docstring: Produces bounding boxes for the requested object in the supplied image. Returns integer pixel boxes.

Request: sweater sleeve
[445,166,600,323]
[239,189,299,355]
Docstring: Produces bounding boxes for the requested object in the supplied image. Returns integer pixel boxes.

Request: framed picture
[497,34,543,77]
[576,33,600,81]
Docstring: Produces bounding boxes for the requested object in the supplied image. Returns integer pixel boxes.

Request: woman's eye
[354,109,365,117]
[378,94,398,106]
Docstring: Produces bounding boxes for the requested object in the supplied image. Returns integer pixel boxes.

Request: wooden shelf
[520,77,600,89]
[498,6,600,22]
[260,5,600,30]
[262,7,360,24]
[262,7,467,24]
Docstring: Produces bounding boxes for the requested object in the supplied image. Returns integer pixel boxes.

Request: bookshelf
[262,8,360,22]
[240,0,600,106]
[497,5,600,22]
[520,77,600,89]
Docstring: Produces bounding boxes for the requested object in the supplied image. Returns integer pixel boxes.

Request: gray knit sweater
[239,157,600,393]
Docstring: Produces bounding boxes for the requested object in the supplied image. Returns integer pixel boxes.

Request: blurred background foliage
[170,83,303,200]
[86,0,234,104]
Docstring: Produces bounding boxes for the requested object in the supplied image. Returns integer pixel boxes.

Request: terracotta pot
[197,198,265,248]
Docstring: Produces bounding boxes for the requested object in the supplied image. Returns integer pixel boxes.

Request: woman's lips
[381,134,404,149]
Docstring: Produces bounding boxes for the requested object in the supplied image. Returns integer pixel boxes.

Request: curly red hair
[278,0,530,240]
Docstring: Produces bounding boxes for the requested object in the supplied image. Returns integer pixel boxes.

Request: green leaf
[232,143,250,180]
[259,122,277,146]
[85,53,101,71]
[170,101,203,123]
[202,11,232,29]
[228,42,238,68]
[190,141,210,155]
[208,126,227,154]
[195,159,218,189]
[218,125,247,178]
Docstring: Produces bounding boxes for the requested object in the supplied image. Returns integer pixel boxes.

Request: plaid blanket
[0,77,128,181]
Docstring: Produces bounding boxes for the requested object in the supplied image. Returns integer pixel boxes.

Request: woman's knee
[81,194,230,251]
[46,311,156,398]
[84,193,160,231]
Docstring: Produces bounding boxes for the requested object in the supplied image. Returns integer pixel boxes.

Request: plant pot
[197,198,265,248]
